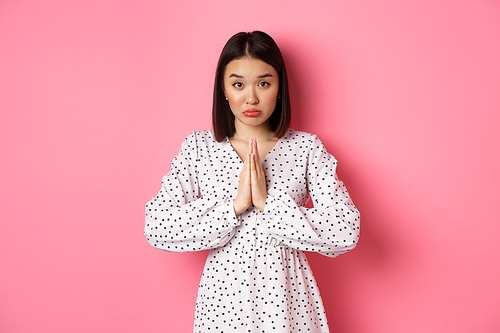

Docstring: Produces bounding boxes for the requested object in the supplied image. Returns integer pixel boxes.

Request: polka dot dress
[145,129,360,333]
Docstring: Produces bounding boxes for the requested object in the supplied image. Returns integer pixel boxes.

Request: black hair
[212,31,291,142]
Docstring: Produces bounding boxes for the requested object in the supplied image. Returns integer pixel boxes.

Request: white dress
[145,129,360,333]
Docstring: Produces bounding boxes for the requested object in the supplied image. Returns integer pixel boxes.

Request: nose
[246,88,259,105]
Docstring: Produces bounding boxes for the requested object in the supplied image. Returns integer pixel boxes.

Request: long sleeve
[262,135,360,257]
[144,132,240,252]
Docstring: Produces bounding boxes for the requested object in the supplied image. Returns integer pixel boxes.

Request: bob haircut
[212,31,291,142]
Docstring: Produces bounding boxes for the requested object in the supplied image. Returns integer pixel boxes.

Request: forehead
[224,57,277,77]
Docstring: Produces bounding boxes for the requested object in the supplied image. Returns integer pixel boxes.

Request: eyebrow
[228,73,274,79]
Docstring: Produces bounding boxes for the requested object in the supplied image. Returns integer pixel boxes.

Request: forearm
[262,189,360,257]
[145,196,240,252]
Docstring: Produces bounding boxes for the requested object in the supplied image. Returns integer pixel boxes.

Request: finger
[234,153,253,215]
[239,154,248,182]
[250,153,259,181]
[248,153,253,174]
[253,137,258,155]
[248,138,253,155]
[251,151,260,178]
[249,152,267,211]
[252,141,263,174]
[245,153,251,182]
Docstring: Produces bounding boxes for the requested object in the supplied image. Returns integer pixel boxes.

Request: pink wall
[1,0,499,332]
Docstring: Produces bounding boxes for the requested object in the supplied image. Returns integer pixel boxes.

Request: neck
[232,120,276,142]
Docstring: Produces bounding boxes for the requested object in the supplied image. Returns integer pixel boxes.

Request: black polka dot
[145,129,360,332]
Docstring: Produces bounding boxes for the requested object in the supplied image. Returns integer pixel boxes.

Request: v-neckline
[225,135,284,164]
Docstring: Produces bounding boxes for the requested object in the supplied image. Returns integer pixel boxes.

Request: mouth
[243,109,261,117]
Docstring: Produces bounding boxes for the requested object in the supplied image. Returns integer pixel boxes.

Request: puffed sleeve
[144,132,240,252]
[262,135,360,257]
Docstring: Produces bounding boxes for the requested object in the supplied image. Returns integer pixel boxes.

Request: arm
[262,135,360,257]
[144,132,240,252]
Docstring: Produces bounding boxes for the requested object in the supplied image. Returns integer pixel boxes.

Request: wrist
[233,199,248,215]
[254,198,266,212]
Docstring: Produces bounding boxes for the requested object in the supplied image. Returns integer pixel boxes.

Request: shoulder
[180,130,227,158]
[285,129,337,161]
[282,129,320,146]
[182,130,217,146]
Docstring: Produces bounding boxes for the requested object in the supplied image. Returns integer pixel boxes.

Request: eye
[233,82,243,89]
[259,81,270,88]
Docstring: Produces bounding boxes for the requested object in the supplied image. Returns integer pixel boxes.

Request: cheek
[265,89,279,105]
[227,92,243,104]
[226,94,242,113]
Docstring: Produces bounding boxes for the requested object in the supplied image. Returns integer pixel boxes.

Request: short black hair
[212,31,291,142]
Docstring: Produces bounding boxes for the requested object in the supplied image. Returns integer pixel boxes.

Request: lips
[243,109,261,117]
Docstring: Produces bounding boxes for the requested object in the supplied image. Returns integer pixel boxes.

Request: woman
[145,31,360,333]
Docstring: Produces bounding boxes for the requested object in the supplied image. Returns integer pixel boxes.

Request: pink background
[1,0,499,332]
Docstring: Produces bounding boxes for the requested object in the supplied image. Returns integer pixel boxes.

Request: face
[223,57,280,132]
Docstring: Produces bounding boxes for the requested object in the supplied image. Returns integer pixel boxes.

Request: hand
[233,140,253,215]
[233,138,268,214]
[248,138,267,212]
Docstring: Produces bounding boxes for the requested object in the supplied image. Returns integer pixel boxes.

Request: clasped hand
[233,138,267,215]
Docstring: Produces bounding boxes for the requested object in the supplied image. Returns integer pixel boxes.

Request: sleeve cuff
[225,198,240,227]
[264,193,274,216]
[263,190,280,230]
